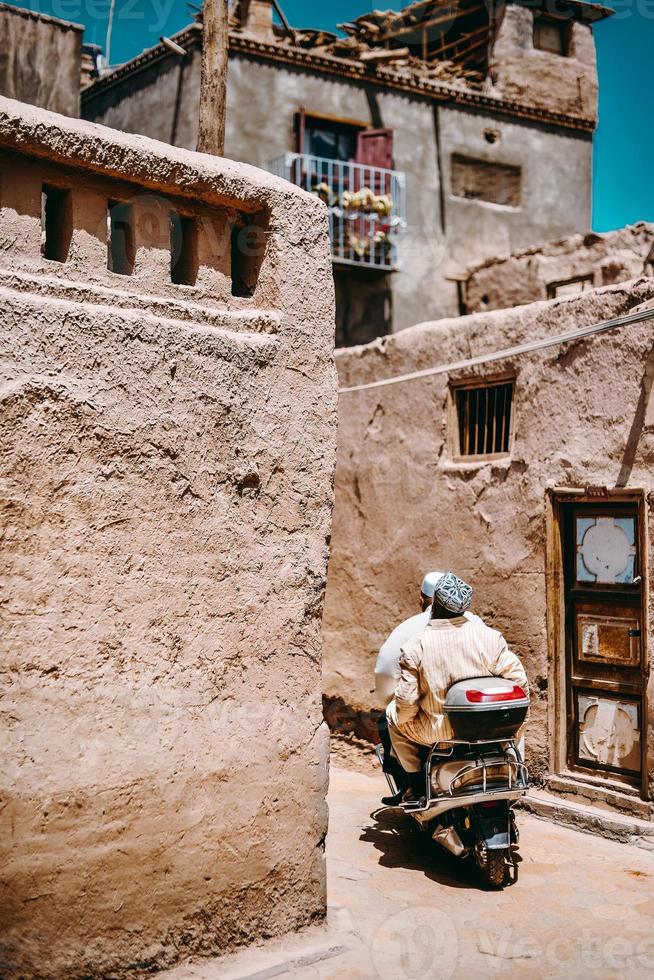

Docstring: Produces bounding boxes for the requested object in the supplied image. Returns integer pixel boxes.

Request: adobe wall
[0,3,82,116]
[489,4,598,120]
[323,278,654,795]
[464,222,654,314]
[0,96,337,978]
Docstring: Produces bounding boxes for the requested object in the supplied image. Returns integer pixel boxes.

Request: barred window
[454,380,514,459]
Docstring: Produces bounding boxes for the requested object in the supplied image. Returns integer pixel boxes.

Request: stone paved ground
[164,764,654,980]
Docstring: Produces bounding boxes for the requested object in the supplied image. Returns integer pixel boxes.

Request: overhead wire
[338,304,654,395]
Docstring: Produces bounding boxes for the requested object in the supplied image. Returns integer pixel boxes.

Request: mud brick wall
[464,223,654,315]
[0,96,337,978]
[323,278,654,796]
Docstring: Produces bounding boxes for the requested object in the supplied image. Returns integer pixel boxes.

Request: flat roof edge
[0,1,84,33]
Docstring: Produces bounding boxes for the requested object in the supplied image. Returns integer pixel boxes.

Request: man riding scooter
[375,571,482,805]
[387,572,528,804]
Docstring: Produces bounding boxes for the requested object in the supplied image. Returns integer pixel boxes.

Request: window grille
[454,381,514,458]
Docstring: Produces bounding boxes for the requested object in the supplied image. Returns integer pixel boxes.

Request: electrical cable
[338,303,654,395]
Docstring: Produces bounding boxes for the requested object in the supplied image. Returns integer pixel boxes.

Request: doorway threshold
[544,771,652,820]
[520,789,654,849]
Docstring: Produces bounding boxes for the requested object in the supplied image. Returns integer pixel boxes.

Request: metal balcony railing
[268,152,406,271]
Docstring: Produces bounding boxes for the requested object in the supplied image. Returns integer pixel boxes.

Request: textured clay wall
[489,5,598,121]
[323,278,654,793]
[0,4,82,116]
[0,97,337,978]
[464,223,654,314]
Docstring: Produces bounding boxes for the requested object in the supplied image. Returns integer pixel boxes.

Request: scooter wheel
[482,849,508,888]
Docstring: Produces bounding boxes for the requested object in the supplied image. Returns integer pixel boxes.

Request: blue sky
[22,1,654,230]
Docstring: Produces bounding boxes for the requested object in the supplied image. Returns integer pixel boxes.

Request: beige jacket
[388,615,528,746]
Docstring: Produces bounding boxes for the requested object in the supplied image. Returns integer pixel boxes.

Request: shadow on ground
[360,806,483,889]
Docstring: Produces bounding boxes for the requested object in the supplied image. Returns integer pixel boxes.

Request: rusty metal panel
[577,693,641,773]
[576,604,641,668]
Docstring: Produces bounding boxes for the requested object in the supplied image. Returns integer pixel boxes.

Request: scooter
[376,676,529,888]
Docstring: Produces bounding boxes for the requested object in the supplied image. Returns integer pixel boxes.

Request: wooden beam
[271,0,296,44]
[359,46,411,63]
[197,0,228,155]
[427,23,489,61]
[449,32,490,64]
[379,3,486,42]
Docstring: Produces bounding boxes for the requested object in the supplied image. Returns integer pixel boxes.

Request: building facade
[0,2,83,116]
[323,275,654,818]
[82,0,611,344]
[0,95,337,976]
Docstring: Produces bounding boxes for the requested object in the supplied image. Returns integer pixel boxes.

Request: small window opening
[170,212,198,285]
[230,211,267,298]
[107,200,135,276]
[41,185,72,263]
[451,154,521,208]
[534,17,570,56]
[454,380,514,458]
[547,275,594,299]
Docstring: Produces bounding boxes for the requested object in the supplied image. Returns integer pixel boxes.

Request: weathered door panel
[563,504,645,784]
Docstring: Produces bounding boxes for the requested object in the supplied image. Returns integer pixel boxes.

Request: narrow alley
[163,763,654,979]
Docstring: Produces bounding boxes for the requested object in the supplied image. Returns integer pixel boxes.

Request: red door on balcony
[355,128,393,194]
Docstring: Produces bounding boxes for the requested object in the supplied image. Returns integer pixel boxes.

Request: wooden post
[197,0,229,156]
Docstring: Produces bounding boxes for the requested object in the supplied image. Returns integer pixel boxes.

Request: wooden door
[563,503,645,785]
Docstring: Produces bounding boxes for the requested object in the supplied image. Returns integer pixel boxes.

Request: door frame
[545,486,650,799]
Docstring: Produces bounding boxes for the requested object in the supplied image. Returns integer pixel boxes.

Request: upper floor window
[295,111,394,169]
[533,17,570,56]
[297,113,361,162]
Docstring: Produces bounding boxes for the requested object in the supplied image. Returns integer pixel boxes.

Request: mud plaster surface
[0,96,338,978]
[323,277,654,793]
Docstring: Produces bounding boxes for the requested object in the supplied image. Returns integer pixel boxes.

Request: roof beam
[427,23,489,60]
[381,2,488,41]
[449,32,491,64]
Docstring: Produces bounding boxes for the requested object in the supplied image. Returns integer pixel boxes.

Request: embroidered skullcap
[420,571,445,599]
[433,572,473,614]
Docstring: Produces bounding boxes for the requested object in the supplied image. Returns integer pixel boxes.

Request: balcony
[268,153,406,271]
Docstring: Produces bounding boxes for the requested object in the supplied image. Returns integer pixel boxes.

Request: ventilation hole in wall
[41,185,72,263]
[451,154,521,208]
[107,200,136,276]
[230,210,268,298]
[170,212,199,286]
[534,17,570,56]
[454,380,514,458]
[484,128,501,145]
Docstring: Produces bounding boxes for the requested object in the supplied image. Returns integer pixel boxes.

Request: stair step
[520,789,654,850]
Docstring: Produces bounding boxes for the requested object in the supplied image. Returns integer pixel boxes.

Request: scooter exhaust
[432,824,467,857]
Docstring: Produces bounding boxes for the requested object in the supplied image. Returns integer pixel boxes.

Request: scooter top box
[444,676,529,741]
